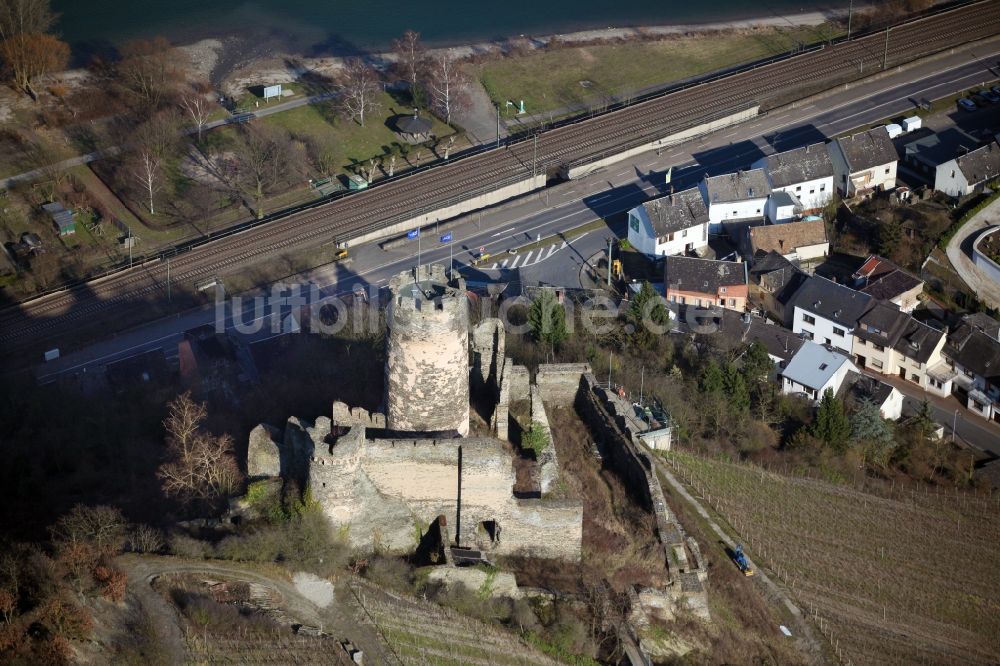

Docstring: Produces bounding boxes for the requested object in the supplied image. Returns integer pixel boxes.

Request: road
[4,1,999,362]
[31,48,1000,388]
[863,368,1000,457]
[945,197,1000,310]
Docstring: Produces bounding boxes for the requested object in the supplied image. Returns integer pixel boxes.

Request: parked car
[992,85,1000,98]
[979,89,1000,104]
[958,97,978,112]
[970,94,989,107]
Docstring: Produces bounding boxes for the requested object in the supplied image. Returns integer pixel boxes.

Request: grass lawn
[477,23,842,116]
[262,91,459,177]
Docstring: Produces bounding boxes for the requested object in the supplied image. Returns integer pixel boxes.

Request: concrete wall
[973,228,1000,286]
[934,159,971,198]
[385,265,470,436]
[347,174,547,246]
[564,106,759,180]
[472,318,505,394]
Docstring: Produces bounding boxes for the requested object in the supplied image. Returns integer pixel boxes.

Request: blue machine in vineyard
[733,544,754,576]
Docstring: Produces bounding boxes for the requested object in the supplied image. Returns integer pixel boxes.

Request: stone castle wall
[536,364,591,406]
[384,265,470,436]
[308,425,582,561]
[530,385,559,494]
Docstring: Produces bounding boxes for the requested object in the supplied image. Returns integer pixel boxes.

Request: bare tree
[232,123,292,220]
[49,504,128,555]
[127,111,179,215]
[179,81,213,142]
[391,30,425,94]
[442,135,456,160]
[0,0,65,98]
[425,51,470,126]
[339,58,381,127]
[117,36,189,109]
[157,392,243,507]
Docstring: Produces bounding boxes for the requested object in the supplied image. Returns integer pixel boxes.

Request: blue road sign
[407,229,420,239]
[440,232,452,243]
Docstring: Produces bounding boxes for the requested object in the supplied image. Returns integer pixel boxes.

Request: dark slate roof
[855,302,910,346]
[839,372,895,409]
[749,250,795,276]
[792,276,874,328]
[664,256,747,294]
[893,317,944,365]
[641,186,710,236]
[717,308,804,362]
[955,142,1000,186]
[860,269,923,302]
[396,113,433,134]
[836,127,898,172]
[760,142,834,188]
[42,202,75,229]
[703,169,771,203]
[962,312,1000,339]
[946,326,1000,381]
[902,127,980,167]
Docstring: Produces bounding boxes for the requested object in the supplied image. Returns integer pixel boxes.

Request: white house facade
[753,142,835,211]
[699,169,771,234]
[627,186,710,257]
[781,341,859,403]
[790,277,873,355]
[933,142,1000,198]
[829,127,898,196]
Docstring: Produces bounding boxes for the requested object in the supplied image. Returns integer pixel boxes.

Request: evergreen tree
[700,359,725,394]
[723,362,750,412]
[627,281,669,349]
[810,388,851,451]
[528,289,569,348]
[851,399,896,469]
[740,341,774,385]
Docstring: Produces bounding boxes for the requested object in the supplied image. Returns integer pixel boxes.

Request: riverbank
[187,10,845,93]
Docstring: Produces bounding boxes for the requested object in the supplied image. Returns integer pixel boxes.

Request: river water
[53,0,840,54]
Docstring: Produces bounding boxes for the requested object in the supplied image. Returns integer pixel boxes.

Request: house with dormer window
[753,142,834,212]
[626,186,709,257]
[852,302,945,392]
[699,169,771,236]
[790,276,873,354]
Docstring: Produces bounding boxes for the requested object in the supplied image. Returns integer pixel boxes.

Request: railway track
[1,0,998,356]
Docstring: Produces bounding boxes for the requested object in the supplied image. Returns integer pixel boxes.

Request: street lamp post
[952,409,959,443]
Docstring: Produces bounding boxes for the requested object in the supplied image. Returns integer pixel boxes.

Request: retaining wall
[563,106,759,180]
[972,227,1000,286]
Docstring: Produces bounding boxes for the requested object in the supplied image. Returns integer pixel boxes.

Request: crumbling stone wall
[575,372,710,622]
[530,385,559,494]
[247,424,282,479]
[331,401,386,429]
[472,318,505,394]
[508,365,530,403]
[492,359,512,441]
[306,425,582,561]
[536,363,591,406]
[385,265,470,436]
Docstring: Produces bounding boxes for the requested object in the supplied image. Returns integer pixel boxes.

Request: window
[756,208,761,214]
[833,327,845,337]
[669,295,676,303]
[802,330,814,340]
[910,375,921,385]
[819,363,828,371]
[820,184,826,191]
[732,209,738,217]
[809,188,815,194]
[803,314,816,325]
[872,359,884,369]
[873,343,885,352]
[796,185,802,192]
[857,339,866,346]
[884,167,890,174]
[951,170,955,178]
[720,287,727,294]
[681,229,688,237]
[728,298,735,306]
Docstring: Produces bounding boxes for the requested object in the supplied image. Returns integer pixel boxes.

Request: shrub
[522,423,550,455]
[93,565,127,603]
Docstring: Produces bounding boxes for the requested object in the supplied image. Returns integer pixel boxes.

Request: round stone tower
[385,264,469,436]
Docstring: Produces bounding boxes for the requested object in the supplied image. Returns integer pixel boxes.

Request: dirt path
[648,454,829,665]
[118,554,397,664]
